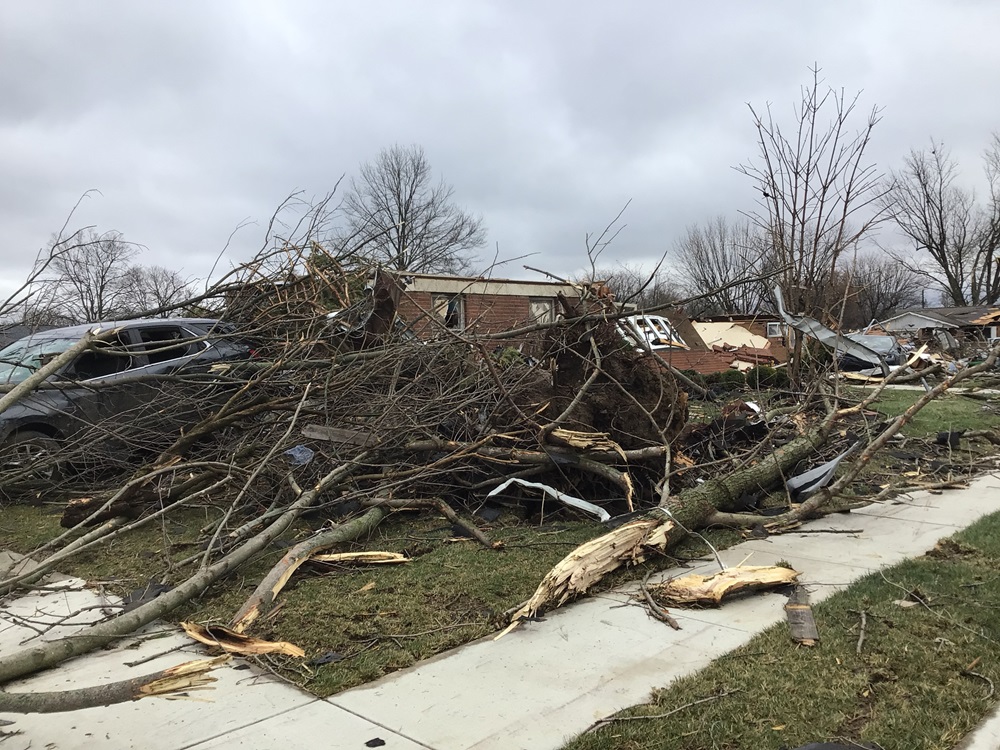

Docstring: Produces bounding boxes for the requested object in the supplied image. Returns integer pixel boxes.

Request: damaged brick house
[658,313,789,374]
[394,273,580,347]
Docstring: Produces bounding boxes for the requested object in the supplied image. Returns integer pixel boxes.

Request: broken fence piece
[180,621,305,658]
[653,565,799,607]
[785,585,820,646]
[486,477,611,522]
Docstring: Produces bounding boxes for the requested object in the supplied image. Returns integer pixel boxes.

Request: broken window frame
[431,294,465,331]
[528,297,556,325]
[130,326,206,366]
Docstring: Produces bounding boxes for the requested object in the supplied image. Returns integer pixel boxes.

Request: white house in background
[879,306,1000,347]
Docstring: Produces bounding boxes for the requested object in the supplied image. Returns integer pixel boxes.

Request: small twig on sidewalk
[639,571,681,631]
[585,689,741,733]
[780,528,864,535]
[124,641,189,668]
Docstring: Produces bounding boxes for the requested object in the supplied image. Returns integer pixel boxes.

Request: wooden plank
[301,424,376,446]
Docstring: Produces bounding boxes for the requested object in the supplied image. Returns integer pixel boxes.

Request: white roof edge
[880,311,958,328]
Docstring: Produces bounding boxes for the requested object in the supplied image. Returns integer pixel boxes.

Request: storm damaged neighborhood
[3,4,1000,750]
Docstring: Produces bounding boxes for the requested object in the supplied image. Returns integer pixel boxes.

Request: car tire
[0,430,62,485]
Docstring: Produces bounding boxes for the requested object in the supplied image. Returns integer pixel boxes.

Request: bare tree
[739,67,888,320]
[23,230,193,323]
[672,217,775,315]
[846,251,923,325]
[32,230,138,322]
[882,139,1000,305]
[118,265,191,317]
[340,144,486,274]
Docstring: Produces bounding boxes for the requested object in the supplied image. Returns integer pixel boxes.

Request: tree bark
[0,656,227,714]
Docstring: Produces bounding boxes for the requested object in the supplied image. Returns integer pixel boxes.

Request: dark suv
[0,318,251,480]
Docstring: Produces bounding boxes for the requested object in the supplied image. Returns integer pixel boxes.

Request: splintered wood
[138,655,230,699]
[180,621,305,658]
[498,517,674,638]
[653,565,799,607]
[547,428,628,460]
[309,551,409,565]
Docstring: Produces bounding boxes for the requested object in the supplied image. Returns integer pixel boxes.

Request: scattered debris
[486,478,612,522]
[774,286,888,374]
[283,444,315,466]
[786,442,860,500]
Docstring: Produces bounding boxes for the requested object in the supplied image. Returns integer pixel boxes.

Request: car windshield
[0,336,80,384]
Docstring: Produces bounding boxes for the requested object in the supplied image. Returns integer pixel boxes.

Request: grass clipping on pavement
[565,511,1000,750]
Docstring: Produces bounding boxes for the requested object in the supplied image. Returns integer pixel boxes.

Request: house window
[431,294,465,330]
[529,298,555,324]
[766,322,785,338]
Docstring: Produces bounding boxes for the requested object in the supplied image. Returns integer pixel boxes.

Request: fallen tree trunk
[0,656,227,714]
[0,455,366,687]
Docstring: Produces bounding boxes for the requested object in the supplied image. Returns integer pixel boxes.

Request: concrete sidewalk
[2,474,1000,750]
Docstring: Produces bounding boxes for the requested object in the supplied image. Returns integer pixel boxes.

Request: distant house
[395,273,580,342]
[880,306,1000,347]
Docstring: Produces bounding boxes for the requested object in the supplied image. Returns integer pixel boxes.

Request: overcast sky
[3,0,999,295]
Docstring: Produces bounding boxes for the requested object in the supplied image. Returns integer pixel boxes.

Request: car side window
[134,327,203,365]
[69,333,134,380]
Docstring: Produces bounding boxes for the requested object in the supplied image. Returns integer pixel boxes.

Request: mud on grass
[566,511,1000,750]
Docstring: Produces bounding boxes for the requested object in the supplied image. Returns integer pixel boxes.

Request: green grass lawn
[564,512,1000,750]
[868,388,999,436]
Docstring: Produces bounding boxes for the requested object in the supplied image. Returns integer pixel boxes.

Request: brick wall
[397,291,578,351]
